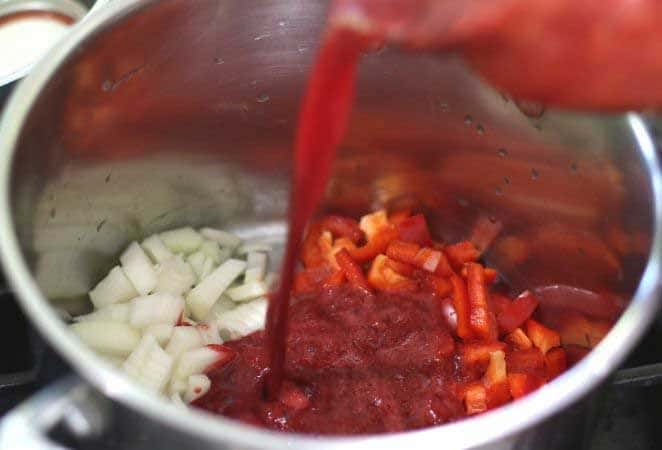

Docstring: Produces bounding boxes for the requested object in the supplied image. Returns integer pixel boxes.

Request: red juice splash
[263,29,372,399]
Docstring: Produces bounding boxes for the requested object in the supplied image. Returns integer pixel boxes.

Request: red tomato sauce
[195,286,466,433]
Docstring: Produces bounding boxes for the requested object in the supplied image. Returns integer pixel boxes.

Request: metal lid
[0,0,88,86]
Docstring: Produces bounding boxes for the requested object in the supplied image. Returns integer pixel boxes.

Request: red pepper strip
[507,373,545,399]
[493,291,539,335]
[444,241,481,268]
[293,266,333,294]
[386,240,445,273]
[506,348,546,375]
[323,269,346,288]
[450,274,472,340]
[349,225,399,263]
[420,273,453,297]
[321,215,364,243]
[464,383,488,415]
[397,213,432,246]
[483,268,498,284]
[386,240,419,263]
[388,209,411,225]
[466,263,498,341]
[434,251,454,277]
[384,257,417,277]
[525,319,561,355]
[301,222,325,268]
[485,381,511,409]
[335,248,372,294]
[545,347,567,380]
[459,342,507,365]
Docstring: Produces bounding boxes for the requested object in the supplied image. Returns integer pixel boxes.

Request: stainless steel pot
[0,0,661,448]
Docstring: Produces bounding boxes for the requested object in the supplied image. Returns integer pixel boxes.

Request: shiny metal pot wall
[0,0,661,448]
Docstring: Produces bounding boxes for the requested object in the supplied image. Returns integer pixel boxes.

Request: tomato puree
[195,285,466,434]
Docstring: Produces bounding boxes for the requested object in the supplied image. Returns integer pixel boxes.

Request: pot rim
[1,0,661,448]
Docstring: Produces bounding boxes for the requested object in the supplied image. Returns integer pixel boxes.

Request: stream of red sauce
[263,29,373,399]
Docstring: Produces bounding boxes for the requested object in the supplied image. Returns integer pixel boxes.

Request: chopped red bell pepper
[450,274,472,340]
[504,328,533,350]
[388,209,411,225]
[444,241,480,268]
[525,319,561,355]
[321,215,364,243]
[349,225,399,263]
[564,344,590,366]
[335,248,372,294]
[493,291,539,335]
[545,347,567,380]
[464,383,488,415]
[386,240,444,273]
[506,348,546,375]
[301,222,325,268]
[367,254,419,292]
[397,213,432,246]
[485,380,511,409]
[293,266,333,294]
[323,269,345,288]
[459,342,507,365]
[420,273,453,297]
[508,373,545,399]
[384,257,417,277]
[466,263,498,341]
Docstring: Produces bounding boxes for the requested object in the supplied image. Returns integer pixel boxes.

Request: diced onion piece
[154,256,196,297]
[129,293,184,328]
[122,334,173,394]
[100,355,125,368]
[144,324,175,346]
[172,345,235,381]
[359,210,389,241]
[170,378,188,395]
[120,242,157,296]
[200,228,242,250]
[89,266,138,308]
[184,374,211,403]
[165,326,203,358]
[160,227,203,254]
[226,281,267,302]
[141,235,174,264]
[207,295,236,321]
[197,321,222,345]
[70,321,140,357]
[186,259,246,321]
[217,297,267,340]
[244,252,267,283]
[200,240,224,264]
[235,243,272,256]
[74,303,131,323]
[200,257,215,281]
[483,350,507,386]
[170,392,187,409]
[187,251,206,280]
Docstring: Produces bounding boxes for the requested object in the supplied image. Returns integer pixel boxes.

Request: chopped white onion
[244,251,267,283]
[186,259,246,321]
[197,321,222,345]
[170,392,187,409]
[122,334,173,394]
[200,257,215,280]
[89,266,138,309]
[70,321,140,357]
[129,293,184,328]
[217,297,267,340]
[141,235,174,263]
[226,281,267,302]
[184,374,211,403]
[100,355,125,368]
[120,242,157,296]
[74,303,131,323]
[187,251,206,280]
[154,256,196,297]
[159,227,203,254]
[207,295,236,321]
[144,324,175,346]
[235,243,273,255]
[264,272,278,290]
[172,346,233,381]
[200,228,242,250]
[200,240,223,264]
[165,326,203,359]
